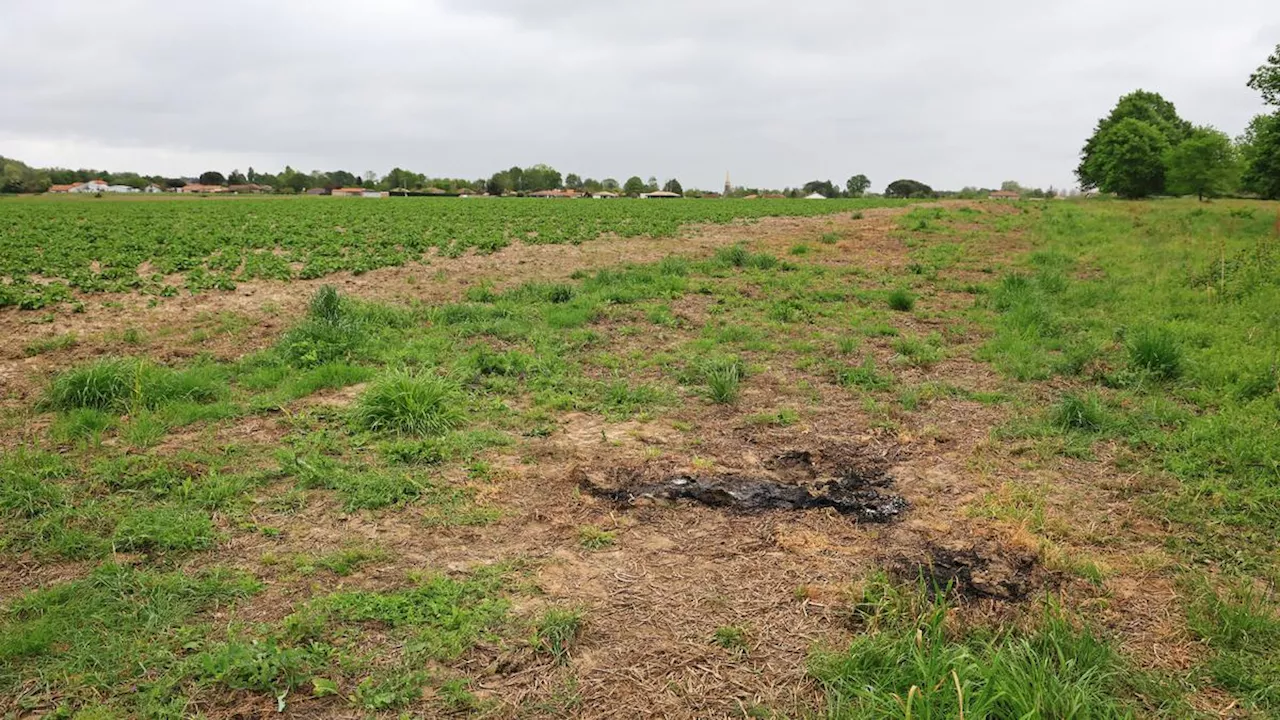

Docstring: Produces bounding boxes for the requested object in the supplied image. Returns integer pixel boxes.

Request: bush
[703,356,745,404]
[1127,326,1182,379]
[356,371,465,436]
[887,288,916,312]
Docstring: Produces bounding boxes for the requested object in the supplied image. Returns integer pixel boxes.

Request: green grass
[702,355,746,404]
[355,370,466,436]
[811,579,1148,719]
[534,608,584,663]
[577,525,616,550]
[713,625,749,653]
[886,287,916,311]
[834,356,894,391]
[43,357,228,412]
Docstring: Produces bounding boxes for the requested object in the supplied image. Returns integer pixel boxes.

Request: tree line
[1077,44,1280,200]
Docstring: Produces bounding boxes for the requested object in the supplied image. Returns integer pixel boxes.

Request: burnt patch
[576,449,908,523]
[893,541,1041,601]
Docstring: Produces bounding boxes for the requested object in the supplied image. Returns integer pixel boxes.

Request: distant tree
[884,179,934,198]
[802,179,837,198]
[0,156,50,193]
[1090,118,1170,198]
[247,167,258,183]
[327,170,357,188]
[662,178,683,194]
[278,166,310,193]
[385,167,424,190]
[199,170,226,186]
[1240,112,1280,199]
[507,166,524,192]
[602,178,620,191]
[1000,180,1025,192]
[623,176,646,196]
[522,164,563,192]
[845,174,871,197]
[1077,90,1191,191]
[1247,43,1280,106]
[646,176,658,192]
[1165,127,1239,201]
[564,173,583,190]
[227,169,247,185]
[583,177,602,193]
[166,178,187,189]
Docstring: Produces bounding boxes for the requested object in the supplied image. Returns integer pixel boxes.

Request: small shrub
[886,288,916,312]
[835,356,894,391]
[356,371,465,436]
[1127,326,1182,380]
[577,525,616,550]
[819,232,840,245]
[195,637,317,694]
[790,243,810,256]
[851,211,864,220]
[836,336,860,355]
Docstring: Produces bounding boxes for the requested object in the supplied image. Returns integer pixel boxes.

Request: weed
[112,506,215,553]
[535,608,584,662]
[834,356,894,391]
[578,525,616,550]
[713,625,749,653]
[1052,392,1111,433]
[355,371,465,436]
[819,232,840,245]
[703,356,746,404]
[1127,326,1182,380]
[886,288,916,311]
[746,408,800,427]
[24,333,77,357]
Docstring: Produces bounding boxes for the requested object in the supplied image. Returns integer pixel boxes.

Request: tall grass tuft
[356,371,465,436]
[703,356,746,404]
[281,285,364,367]
[886,288,916,312]
[1127,326,1182,380]
[44,358,226,412]
[1052,392,1110,432]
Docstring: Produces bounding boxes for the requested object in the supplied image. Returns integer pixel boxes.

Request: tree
[1240,112,1280,199]
[1248,43,1280,106]
[884,179,934,198]
[662,178,683,194]
[227,169,247,185]
[199,171,226,185]
[583,178,602,193]
[646,176,658,192]
[564,173,583,190]
[601,178,620,191]
[1000,180,1024,192]
[522,164,562,192]
[1165,127,1238,201]
[845,174,870,197]
[1091,118,1169,198]
[803,180,837,198]
[1077,90,1191,191]
[623,176,646,196]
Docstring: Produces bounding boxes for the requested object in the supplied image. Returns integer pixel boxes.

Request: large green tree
[623,176,646,196]
[1247,43,1280,106]
[198,170,226,185]
[884,179,933,198]
[1091,118,1170,198]
[1077,90,1191,191]
[662,178,683,194]
[845,174,870,197]
[1165,127,1238,201]
[1239,112,1280,199]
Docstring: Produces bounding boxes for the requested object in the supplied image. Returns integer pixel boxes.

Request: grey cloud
[2,0,1277,190]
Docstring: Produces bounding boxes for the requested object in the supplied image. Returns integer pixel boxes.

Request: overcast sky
[3,1,1278,191]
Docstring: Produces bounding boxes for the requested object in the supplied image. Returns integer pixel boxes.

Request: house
[591,191,619,199]
[362,190,387,198]
[639,191,681,199]
[528,189,582,198]
[227,184,270,194]
[177,183,227,194]
[106,184,140,193]
[989,190,1021,200]
[306,187,330,195]
[47,183,81,193]
[331,187,366,197]
[804,192,826,200]
[144,184,164,193]
[69,179,110,193]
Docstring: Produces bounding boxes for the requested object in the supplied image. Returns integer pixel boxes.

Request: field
[1,195,1278,718]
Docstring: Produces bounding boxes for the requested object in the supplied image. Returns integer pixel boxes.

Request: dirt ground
[0,204,1207,718]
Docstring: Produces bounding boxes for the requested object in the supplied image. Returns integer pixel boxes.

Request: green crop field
[0,196,904,309]
[1,197,1279,717]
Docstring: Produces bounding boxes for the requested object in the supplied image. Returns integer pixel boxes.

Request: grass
[577,525,616,550]
[44,357,227,412]
[702,355,746,404]
[713,625,749,653]
[811,580,1143,719]
[355,370,466,436]
[886,287,916,311]
[534,608,584,662]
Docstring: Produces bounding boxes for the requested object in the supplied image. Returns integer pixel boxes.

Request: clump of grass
[790,243,811,256]
[577,525,616,550]
[886,288,916,311]
[44,358,226,412]
[713,625,749,653]
[835,356,894,391]
[893,335,945,368]
[535,608,584,662]
[1052,392,1110,433]
[746,408,800,427]
[280,285,364,367]
[851,211,864,220]
[703,356,746,404]
[836,336,860,355]
[812,581,1132,719]
[355,371,465,436]
[112,506,216,553]
[819,232,840,245]
[24,333,77,357]
[1127,326,1182,380]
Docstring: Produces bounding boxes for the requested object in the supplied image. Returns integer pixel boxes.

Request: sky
[2,1,1278,192]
